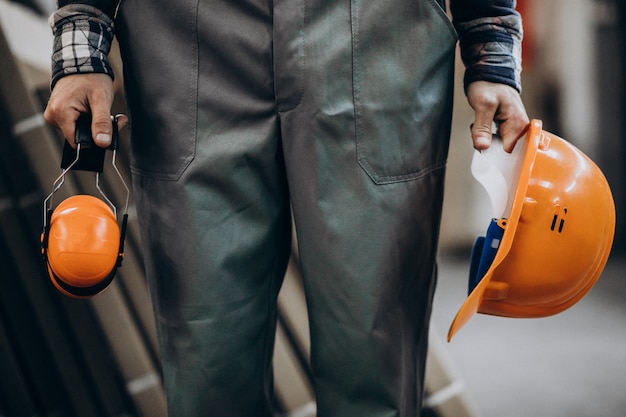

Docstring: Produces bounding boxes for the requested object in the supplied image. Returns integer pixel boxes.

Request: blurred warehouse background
[0,0,624,416]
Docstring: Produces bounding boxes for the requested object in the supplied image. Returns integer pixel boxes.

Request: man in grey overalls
[44,0,529,415]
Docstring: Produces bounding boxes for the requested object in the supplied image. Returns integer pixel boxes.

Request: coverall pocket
[351,0,457,184]
[116,0,199,180]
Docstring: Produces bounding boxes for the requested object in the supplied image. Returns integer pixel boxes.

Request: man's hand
[44,73,127,148]
[466,81,529,153]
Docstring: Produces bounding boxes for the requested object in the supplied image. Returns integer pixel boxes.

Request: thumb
[471,111,496,151]
[90,99,114,148]
[91,114,113,148]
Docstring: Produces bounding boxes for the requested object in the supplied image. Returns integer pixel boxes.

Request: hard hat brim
[448,121,540,341]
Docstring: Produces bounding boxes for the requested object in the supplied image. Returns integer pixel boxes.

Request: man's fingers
[498,118,529,153]
[471,115,496,151]
[44,73,115,148]
[115,114,129,131]
[470,122,492,151]
[467,82,499,151]
[91,114,113,148]
[467,81,529,153]
[88,85,115,148]
[44,97,80,148]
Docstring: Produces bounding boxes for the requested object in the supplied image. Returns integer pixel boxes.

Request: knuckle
[93,117,112,131]
[44,101,61,118]
[476,94,499,111]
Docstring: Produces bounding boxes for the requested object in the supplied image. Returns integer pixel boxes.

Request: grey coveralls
[115,0,456,415]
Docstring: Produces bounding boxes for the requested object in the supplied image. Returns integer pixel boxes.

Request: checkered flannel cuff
[457,14,523,93]
[49,4,115,89]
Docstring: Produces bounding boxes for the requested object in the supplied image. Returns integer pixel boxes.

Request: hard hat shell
[448,119,615,341]
[46,195,120,298]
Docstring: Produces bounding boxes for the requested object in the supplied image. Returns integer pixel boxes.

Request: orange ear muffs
[42,195,126,298]
[41,114,129,298]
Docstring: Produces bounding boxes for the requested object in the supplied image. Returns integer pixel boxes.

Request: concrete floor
[430,250,626,417]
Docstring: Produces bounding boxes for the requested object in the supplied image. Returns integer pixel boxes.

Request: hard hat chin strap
[468,218,506,295]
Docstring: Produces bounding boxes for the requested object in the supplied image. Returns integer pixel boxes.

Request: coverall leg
[115,0,456,415]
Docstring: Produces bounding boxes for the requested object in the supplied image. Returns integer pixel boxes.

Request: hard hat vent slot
[550,208,567,233]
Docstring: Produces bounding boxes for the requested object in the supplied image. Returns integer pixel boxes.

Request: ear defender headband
[41,114,129,298]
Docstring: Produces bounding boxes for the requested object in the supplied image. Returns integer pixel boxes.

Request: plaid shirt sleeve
[450,0,523,93]
[49,4,116,89]
[49,1,523,94]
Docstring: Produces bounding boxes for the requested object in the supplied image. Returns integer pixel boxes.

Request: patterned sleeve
[49,3,116,89]
[450,0,523,93]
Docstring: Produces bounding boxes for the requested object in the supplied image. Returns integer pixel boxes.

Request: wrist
[457,15,523,94]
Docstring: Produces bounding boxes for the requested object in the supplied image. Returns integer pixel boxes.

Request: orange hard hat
[43,195,122,298]
[448,119,615,341]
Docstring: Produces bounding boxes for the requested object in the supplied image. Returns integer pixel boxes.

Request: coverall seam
[366,161,449,185]
[350,0,363,185]
[276,0,307,115]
